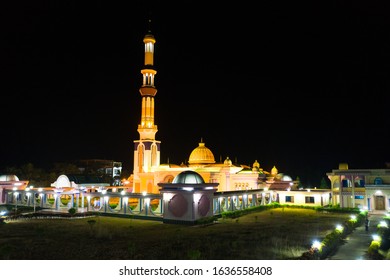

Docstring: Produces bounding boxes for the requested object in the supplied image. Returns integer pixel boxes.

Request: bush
[368,241,383,259]
[68,207,76,215]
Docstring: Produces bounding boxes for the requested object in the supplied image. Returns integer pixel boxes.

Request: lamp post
[38,188,43,208]
[28,186,36,213]
[12,187,18,216]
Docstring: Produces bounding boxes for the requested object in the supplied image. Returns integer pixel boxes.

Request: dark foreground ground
[0,208,354,260]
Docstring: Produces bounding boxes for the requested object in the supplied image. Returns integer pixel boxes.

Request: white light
[142,191,147,196]
[121,190,126,195]
[101,190,107,195]
[379,221,388,228]
[193,193,201,203]
[0,211,7,216]
[312,240,322,250]
[38,188,43,192]
[372,234,381,242]
[163,193,173,202]
[182,187,194,191]
[336,225,344,232]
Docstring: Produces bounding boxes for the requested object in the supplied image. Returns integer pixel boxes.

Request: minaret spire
[132,23,161,193]
[138,27,157,138]
[147,18,152,33]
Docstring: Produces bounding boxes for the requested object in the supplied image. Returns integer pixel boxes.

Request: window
[285,196,294,203]
[355,195,364,199]
[342,180,349,187]
[305,196,315,203]
[374,177,383,185]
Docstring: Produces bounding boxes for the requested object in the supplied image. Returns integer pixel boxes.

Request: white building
[327,163,390,212]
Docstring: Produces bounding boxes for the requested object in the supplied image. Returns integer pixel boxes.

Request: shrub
[68,207,76,215]
[368,241,383,259]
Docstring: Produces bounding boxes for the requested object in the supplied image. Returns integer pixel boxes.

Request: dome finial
[148,19,152,33]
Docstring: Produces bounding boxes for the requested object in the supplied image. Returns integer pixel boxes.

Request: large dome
[188,141,215,165]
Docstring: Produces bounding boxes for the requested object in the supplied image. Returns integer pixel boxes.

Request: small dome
[0,174,20,181]
[224,157,232,166]
[172,170,205,184]
[253,160,260,169]
[188,141,215,165]
[281,175,292,181]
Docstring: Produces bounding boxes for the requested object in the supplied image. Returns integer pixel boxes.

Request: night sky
[2,0,390,186]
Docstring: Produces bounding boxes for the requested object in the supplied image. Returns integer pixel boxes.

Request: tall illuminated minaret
[133,22,161,193]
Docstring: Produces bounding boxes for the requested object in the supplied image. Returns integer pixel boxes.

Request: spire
[147,19,152,34]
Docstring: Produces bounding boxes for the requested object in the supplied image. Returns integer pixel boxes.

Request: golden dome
[224,156,233,166]
[188,141,215,165]
[271,166,278,176]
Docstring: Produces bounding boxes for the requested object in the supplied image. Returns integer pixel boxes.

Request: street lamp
[12,187,18,216]
[38,188,43,208]
[28,186,36,213]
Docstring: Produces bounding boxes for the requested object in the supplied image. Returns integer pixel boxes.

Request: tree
[319,177,330,189]
[295,176,305,189]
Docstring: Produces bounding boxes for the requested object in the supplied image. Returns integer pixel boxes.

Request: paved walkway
[327,212,384,260]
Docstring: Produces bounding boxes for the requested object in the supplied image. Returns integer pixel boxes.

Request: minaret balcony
[139,86,157,97]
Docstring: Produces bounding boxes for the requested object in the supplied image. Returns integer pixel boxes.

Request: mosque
[127,26,297,195]
[0,25,337,213]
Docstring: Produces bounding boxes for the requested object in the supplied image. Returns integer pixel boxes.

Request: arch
[138,144,145,172]
[151,143,158,167]
[162,174,174,183]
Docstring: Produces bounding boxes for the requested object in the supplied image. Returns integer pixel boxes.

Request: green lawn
[0,208,352,260]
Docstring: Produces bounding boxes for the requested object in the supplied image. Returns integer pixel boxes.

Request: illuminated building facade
[0,175,29,205]
[327,163,390,212]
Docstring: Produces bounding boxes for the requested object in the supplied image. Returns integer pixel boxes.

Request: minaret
[133,21,161,193]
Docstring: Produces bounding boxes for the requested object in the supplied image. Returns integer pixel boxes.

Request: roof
[66,174,106,184]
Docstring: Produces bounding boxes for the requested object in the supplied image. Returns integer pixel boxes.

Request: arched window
[138,145,144,172]
[151,144,157,167]
[374,177,383,185]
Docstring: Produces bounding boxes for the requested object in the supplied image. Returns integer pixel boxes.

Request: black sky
[1,0,390,186]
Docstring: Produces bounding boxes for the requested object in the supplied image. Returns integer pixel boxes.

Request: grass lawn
[0,208,352,260]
